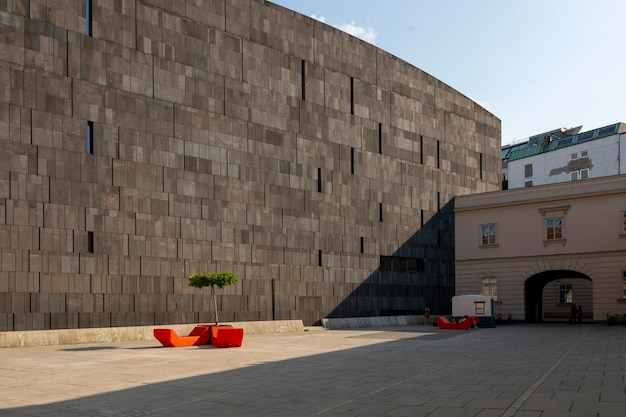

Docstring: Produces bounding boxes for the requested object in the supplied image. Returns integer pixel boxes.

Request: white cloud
[337,22,377,44]
[310,14,326,23]
[309,15,377,45]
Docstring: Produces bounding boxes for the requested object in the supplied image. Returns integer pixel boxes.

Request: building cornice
[455,174,626,212]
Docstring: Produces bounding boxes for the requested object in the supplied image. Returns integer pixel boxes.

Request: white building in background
[502,122,626,189]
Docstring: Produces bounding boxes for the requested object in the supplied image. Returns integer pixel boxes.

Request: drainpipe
[619,133,622,174]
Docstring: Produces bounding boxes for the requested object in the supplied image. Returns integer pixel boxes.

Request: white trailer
[452,295,495,327]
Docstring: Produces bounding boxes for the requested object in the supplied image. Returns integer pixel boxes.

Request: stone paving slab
[0,324,624,416]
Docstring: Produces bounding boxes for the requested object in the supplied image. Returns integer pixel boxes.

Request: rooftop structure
[502,122,626,189]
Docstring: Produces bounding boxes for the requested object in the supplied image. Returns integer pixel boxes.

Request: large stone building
[0,0,500,331]
[455,174,626,323]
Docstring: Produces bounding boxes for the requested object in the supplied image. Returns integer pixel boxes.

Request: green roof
[505,122,625,162]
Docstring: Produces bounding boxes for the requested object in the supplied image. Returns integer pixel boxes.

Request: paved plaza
[0,323,624,416]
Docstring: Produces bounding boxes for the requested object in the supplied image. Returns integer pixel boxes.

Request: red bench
[211,327,244,348]
[153,326,209,347]
[437,316,478,330]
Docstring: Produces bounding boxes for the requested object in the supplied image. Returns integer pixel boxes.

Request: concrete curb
[0,319,305,348]
[321,315,429,329]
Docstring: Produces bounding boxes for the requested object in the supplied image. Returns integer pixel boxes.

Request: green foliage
[187,272,240,324]
[188,272,240,290]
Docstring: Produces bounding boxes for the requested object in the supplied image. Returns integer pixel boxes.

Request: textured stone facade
[0,0,501,330]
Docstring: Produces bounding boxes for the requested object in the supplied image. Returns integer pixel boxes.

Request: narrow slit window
[301,59,306,101]
[317,168,322,193]
[350,77,354,115]
[436,140,440,169]
[379,203,383,222]
[87,121,94,154]
[420,135,424,164]
[378,123,382,154]
[420,209,424,227]
[86,0,93,36]
[350,147,355,175]
[318,250,322,267]
[479,152,483,179]
[360,237,364,254]
[87,231,94,253]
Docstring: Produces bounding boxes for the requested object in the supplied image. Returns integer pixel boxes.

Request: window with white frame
[481,224,497,245]
[482,277,497,301]
[580,168,589,179]
[559,284,573,303]
[571,169,589,181]
[546,217,563,240]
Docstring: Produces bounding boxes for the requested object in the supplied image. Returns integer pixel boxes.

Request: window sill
[479,244,499,249]
[617,299,626,304]
[543,238,566,247]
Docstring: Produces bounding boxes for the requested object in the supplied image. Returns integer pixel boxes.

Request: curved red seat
[437,316,478,330]
[211,327,244,348]
[153,327,209,347]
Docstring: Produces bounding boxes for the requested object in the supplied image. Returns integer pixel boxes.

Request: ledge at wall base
[0,320,304,348]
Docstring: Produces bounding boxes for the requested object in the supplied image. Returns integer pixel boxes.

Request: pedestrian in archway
[570,303,577,323]
[577,305,583,323]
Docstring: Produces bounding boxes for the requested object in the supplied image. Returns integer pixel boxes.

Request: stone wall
[0,0,501,330]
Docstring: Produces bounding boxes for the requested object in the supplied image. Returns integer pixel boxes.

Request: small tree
[188,272,240,324]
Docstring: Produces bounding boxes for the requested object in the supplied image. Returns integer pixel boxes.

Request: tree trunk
[211,285,219,324]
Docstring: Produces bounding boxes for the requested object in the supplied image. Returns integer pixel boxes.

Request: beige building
[455,174,626,323]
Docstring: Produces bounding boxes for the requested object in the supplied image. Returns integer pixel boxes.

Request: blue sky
[270,0,626,145]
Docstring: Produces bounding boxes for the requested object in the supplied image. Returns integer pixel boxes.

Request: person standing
[570,303,577,323]
[577,305,583,323]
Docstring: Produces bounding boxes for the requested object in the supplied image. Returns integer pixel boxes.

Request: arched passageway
[524,270,591,323]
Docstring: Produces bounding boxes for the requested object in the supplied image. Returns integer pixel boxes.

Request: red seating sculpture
[211,327,244,348]
[437,316,478,330]
[153,324,244,348]
[153,326,210,347]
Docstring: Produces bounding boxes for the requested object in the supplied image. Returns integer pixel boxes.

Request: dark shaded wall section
[0,0,500,330]
[329,200,455,320]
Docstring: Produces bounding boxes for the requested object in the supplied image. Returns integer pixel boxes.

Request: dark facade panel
[0,0,501,329]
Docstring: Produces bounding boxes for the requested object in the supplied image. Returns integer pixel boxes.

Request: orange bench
[153,326,210,347]
[211,327,244,348]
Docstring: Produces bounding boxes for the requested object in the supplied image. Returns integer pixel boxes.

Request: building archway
[524,270,591,322]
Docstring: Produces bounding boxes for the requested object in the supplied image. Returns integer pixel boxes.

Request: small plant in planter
[188,271,240,325]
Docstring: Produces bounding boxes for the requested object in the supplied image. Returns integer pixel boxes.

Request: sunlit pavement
[0,323,624,416]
